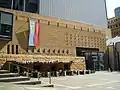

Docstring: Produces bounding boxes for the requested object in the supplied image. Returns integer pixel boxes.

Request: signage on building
[29,19,40,46]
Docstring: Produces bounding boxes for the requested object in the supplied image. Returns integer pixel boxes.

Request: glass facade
[13,0,24,11]
[0,0,107,27]
[85,52,105,71]
[39,0,108,27]
[0,0,12,9]
[0,0,39,13]
[25,0,39,13]
[115,7,120,16]
[0,11,13,40]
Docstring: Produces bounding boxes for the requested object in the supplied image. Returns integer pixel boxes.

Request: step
[40,84,54,87]
[0,76,30,82]
[0,73,19,78]
[0,70,9,74]
[12,80,41,85]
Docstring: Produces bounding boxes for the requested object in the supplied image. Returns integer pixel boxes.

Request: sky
[106,0,120,18]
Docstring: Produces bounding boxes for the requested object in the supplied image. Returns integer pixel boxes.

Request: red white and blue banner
[34,22,40,46]
[29,19,40,46]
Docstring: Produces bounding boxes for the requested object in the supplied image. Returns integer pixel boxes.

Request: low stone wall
[70,62,86,70]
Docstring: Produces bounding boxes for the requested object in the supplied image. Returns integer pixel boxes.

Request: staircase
[0,70,41,85]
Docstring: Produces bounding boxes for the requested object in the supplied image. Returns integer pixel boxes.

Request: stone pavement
[0,71,120,90]
[41,71,120,90]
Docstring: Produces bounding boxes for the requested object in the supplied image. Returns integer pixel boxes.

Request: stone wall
[0,8,108,56]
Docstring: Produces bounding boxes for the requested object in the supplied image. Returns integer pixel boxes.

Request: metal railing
[7,61,52,84]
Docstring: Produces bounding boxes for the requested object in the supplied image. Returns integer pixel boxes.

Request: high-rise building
[108,17,120,38]
[0,0,108,27]
[115,7,120,16]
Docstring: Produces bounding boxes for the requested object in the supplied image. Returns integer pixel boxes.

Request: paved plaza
[0,71,120,90]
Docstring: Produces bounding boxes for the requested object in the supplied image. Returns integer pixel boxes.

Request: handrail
[9,62,52,73]
[9,62,34,72]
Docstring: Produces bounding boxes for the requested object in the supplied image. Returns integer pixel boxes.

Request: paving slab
[0,71,120,90]
[0,73,19,78]
[0,76,30,82]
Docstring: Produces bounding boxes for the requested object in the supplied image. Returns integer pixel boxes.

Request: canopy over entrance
[0,54,86,71]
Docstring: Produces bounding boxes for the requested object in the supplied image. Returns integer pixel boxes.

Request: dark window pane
[0,0,12,9]
[0,24,12,37]
[13,0,24,11]
[25,0,39,13]
[0,11,13,40]
[1,12,13,25]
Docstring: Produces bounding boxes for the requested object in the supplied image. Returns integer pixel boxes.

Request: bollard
[89,70,91,74]
[83,70,85,75]
[80,70,84,75]
[8,62,11,72]
[17,65,20,75]
[78,71,80,75]
[37,72,40,80]
[71,71,74,76]
[56,71,59,77]
[64,71,66,76]
[48,72,52,84]
[47,72,50,77]
[77,71,79,75]
[86,70,89,74]
[26,72,29,77]
[54,71,56,77]
[26,70,29,77]
[78,70,80,75]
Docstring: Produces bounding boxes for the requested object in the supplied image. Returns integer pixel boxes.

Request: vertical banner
[34,22,40,46]
[29,19,36,46]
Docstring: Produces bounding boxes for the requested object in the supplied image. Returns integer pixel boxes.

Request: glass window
[0,0,12,9]
[25,0,39,13]
[1,12,13,25]
[0,11,13,40]
[0,24,12,36]
[13,0,24,11]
